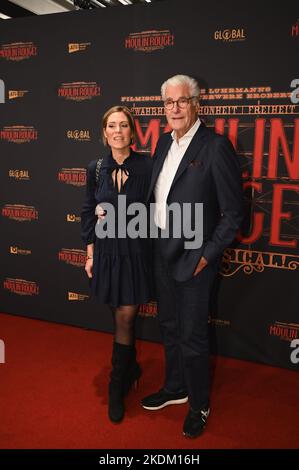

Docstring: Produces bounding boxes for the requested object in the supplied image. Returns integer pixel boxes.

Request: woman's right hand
[85,258,93,278]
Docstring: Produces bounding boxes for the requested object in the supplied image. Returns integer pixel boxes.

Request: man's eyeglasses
[164,96,197,110]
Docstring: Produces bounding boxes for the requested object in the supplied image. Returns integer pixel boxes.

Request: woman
[81,105,152,423]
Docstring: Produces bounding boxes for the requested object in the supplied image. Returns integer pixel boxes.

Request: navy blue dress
[81,150,153,307]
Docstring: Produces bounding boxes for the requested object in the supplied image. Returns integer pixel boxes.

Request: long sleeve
[81,160,97,245]
[202,137,244,263]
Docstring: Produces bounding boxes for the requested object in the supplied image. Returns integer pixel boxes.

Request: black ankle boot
[108,342,131,423]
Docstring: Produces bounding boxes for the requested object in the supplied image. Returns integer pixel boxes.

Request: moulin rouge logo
[58,82,100,101]
[0,126,38,143]
[0,42,37,61]
[58,249,86,267]
[58,168,86,187]
[125,30,174,52]
[2,204,38,222]
[3,278,39,296]
[128,114,299,255]
[269,321,299,341]
[138,301,157,317]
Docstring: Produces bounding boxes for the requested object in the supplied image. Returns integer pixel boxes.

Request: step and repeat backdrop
[1,0,298,369]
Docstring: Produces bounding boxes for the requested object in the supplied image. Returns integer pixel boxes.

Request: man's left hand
[193,256,208,276]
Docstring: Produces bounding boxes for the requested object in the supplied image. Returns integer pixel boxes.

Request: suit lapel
[147,123,208,202]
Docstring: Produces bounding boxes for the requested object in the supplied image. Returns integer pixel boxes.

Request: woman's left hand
[95,204,106,220]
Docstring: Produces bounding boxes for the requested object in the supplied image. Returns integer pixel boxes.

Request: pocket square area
[189,160,203,167]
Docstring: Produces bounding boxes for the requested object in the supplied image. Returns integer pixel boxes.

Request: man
[141,74,243,438]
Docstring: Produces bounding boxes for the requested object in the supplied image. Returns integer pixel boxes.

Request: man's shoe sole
[142,396,188,410]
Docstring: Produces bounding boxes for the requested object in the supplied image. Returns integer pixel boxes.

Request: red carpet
[0,312,298,449]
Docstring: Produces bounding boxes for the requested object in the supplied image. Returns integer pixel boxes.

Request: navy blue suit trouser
[154,240,218,411]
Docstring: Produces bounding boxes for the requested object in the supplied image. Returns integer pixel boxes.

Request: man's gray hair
[161,74,200,100]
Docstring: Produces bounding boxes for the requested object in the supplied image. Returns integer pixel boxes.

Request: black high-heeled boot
[124,345,142,396]
[108,342,131,423]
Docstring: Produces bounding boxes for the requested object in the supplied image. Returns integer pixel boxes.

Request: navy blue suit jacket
[147,121,244,281]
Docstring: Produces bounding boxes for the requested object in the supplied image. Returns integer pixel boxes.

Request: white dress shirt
[154,119,201,229]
